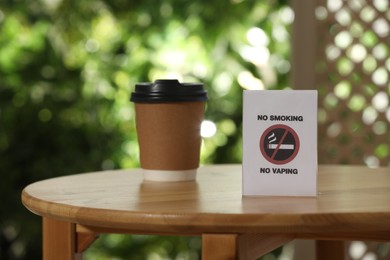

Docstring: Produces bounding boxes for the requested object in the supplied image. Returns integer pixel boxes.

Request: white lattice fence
[346,241,390,260]
[292,0,390,259]
[316,0,390,167]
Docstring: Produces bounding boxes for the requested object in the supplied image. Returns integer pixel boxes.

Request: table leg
[43,217,82,260]
[202,233,293,260]
[202,234,238,259]
[316,240,345,260]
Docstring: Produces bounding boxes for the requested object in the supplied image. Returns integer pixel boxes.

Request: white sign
[242,90,318,196]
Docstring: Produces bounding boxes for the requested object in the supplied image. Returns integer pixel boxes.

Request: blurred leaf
[0,0,289,259]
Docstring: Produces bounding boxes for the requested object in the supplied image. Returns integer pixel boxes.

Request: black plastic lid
[130,79,208,103]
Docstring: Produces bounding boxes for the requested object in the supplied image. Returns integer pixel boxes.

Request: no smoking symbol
[260,124,300,165]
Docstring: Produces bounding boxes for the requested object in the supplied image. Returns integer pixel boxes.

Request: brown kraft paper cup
[135,102,204,173]
[131,79,207,182]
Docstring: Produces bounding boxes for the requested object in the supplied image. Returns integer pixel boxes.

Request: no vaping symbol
[259,124,300,165]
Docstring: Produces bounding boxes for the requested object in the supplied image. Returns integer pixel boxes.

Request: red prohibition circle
[259,124,300,165]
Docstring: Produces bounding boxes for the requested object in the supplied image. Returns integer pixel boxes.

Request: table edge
[21,164,390,236]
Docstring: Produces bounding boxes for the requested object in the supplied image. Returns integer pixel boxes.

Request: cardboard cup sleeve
[135,102,205,181]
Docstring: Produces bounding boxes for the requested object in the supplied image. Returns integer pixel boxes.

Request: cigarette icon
[267,131,294,150]
[268,144,294,150]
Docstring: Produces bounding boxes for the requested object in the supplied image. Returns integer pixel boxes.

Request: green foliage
[0,0,290,259]
[86,235,202,259]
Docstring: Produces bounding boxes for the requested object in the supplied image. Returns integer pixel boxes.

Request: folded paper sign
[242,90,318,196]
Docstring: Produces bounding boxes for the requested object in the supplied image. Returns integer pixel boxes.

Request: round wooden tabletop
[22,165,390,237]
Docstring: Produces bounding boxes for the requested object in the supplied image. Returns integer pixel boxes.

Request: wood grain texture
[202,233,293,260]
[23,165,390,239]
[202,234,238,260]
[75,230,98,253]
[43,218,81,260]
[316,240,345,260]
[238,234,294,259]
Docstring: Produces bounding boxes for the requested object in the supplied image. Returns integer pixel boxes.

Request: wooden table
[22,165,390,260]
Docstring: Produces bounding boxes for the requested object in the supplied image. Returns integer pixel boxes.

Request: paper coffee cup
[130,79,208,182]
